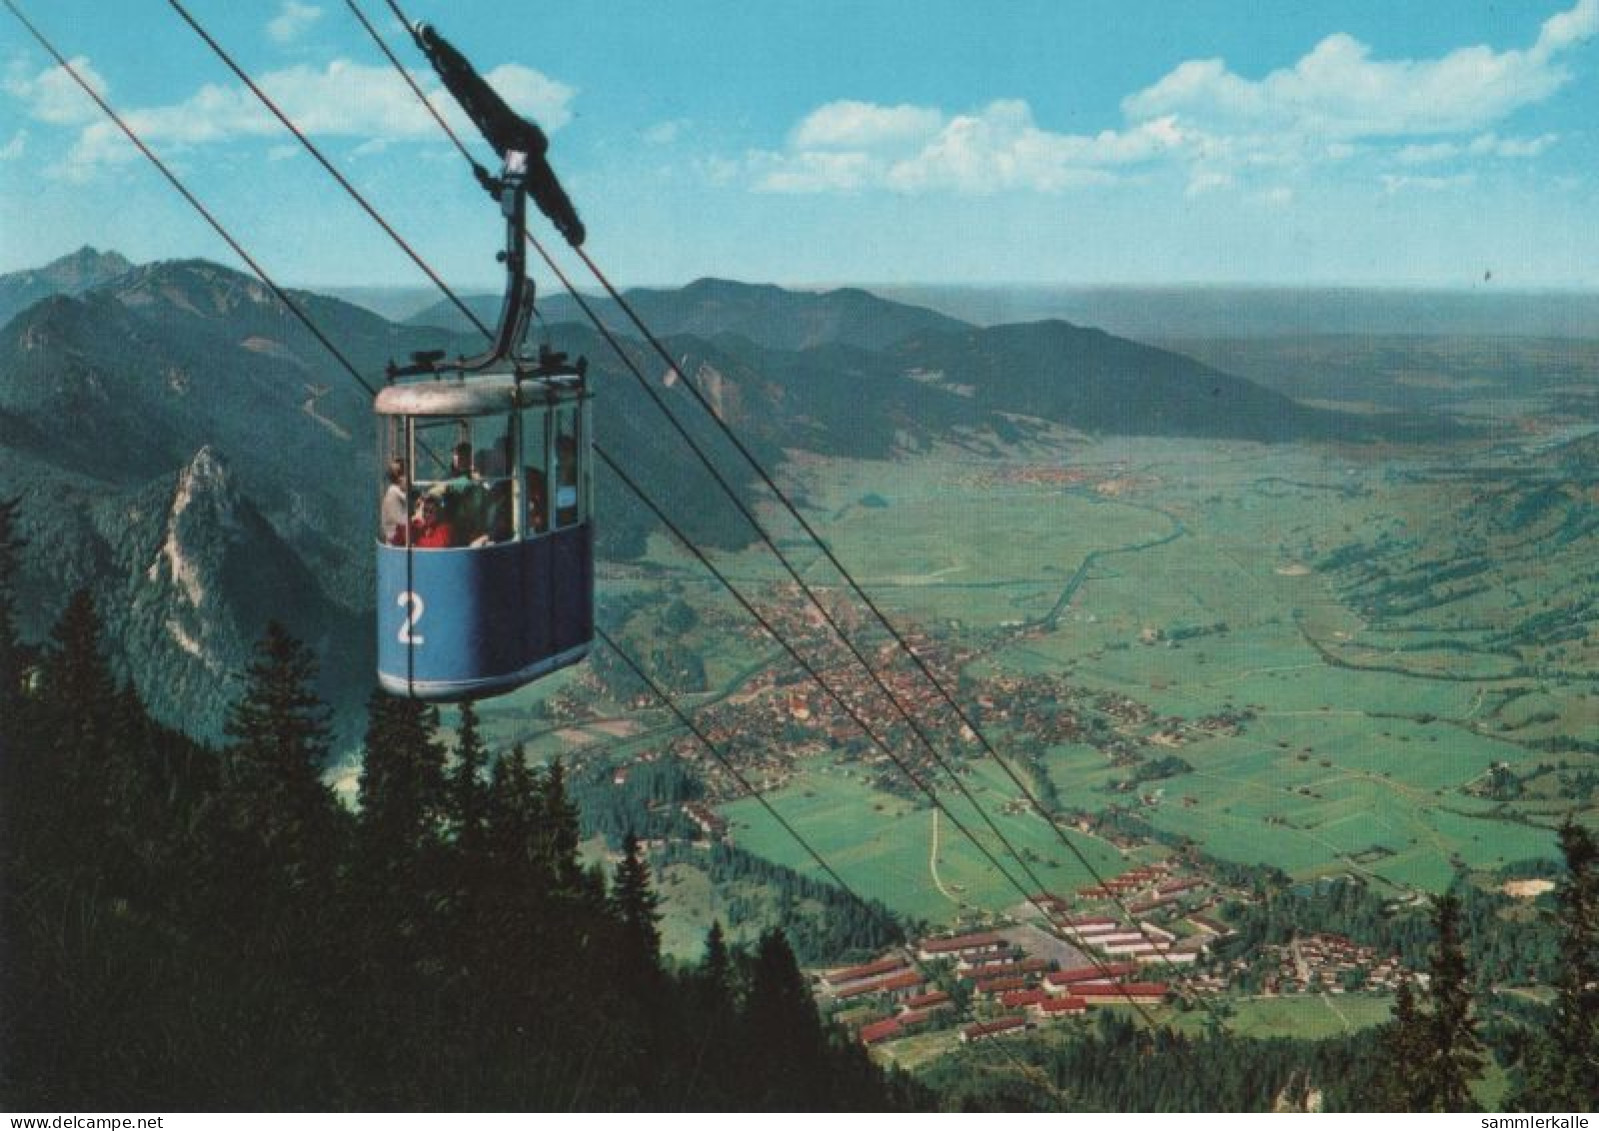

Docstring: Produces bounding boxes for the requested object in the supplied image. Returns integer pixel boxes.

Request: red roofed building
[834,970,924,1001]
[1074,982,1169,1004]
[1039,996,1088,1016]
[959,954,1018,976]
[1001,988,1048,1010]
[1047,962,1140,987]
[1127,894,1178,915]
[877,971,924,997]
[1188,914,1233,937]
[962,954,1049,979]
[974,974,1029,996]
[960,1016,1028,1043]
[858,1018,903,1046]
[903,990,952,1011]
[917,931,1007,959]
[824,955,909,988]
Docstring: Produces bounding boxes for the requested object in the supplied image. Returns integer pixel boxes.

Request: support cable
[597,445,1164,1030]
[594,625,1045,1076]
[0,0,376,398]
[165,0,495,341]
[575,244,1217,1012]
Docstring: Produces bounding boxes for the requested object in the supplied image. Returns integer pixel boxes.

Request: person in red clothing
[407,494,457,549]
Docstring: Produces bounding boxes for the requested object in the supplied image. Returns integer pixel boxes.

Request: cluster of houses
[821,954,955,1047]
[1024,868,1234,971]
[657,608,981,799]
[1256,932,1408,995]
[819,929,1172,1048]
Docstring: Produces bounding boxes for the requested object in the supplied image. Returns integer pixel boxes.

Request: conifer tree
[448,700,489,858]
[1511,820,1599,1111]
[701,919,733,1005]
[0,497,25,728]
[218,622,341,905]
[40,589,116,763]
[612,830,662,976]
[1375,976,1426,1110]
[1420,893,1484,1111]
[484,743,540,876]
[28,590,123,878]
[358,690,447,870]
[742,928,837,1107]
[537,757,585,894]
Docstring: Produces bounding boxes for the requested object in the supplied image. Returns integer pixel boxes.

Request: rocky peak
[146,446,242,613]
[110,260,280,320]
[39,246,133,290]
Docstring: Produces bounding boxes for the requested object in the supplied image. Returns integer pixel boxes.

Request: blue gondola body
[374,373,593,701]
[376,527,592,700]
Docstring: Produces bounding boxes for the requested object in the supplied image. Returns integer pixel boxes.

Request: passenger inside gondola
[381,458,409,544]
[409,494,457,548]
[526,467,548,534]
[555,434,578,527]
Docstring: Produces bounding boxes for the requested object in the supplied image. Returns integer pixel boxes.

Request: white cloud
[746,3,1584,199]
[1395,140,1460,165]
[6,57,109,126]
[480,64,575,132]
[643,119,687,145]
[754,149,876,193]
[756,99,1177,195]
[267,1,323,46]
[47,59,576,177]
[0,129,26,160]
[1533,0,1599,59]
[1185,169,1233,197]
[1396,131,1557,165]
[1381,172,1477,194]
[1124,0,1594,140]
[1469,131,1558,157]
[889,102,1173,193]
[791,101,942,150]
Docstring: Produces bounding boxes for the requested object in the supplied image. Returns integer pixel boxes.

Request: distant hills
[0,254,425,737]
[873,283,1599,340]
[0,246,132,329]
[410,276,972,351]
[0,248,1457,739]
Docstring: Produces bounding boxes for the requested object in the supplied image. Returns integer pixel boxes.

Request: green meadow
[722,755,1143,923]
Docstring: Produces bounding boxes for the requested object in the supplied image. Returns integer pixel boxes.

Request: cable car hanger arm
[411,21,584,249]
[387,22,585,382]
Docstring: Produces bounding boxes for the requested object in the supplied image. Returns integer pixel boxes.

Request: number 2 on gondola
[398,591,425,646]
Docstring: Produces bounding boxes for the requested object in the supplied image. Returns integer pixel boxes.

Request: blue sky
[2,0,1596,288]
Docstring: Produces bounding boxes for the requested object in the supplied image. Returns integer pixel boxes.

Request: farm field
[1167,994,1393,1040]
[722,754,1141,924]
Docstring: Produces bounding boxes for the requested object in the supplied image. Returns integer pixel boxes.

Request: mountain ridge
[0,246,134,328]
[0,250,1454,740]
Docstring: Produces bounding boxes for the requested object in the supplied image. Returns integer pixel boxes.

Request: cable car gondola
[376,21,591,701]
